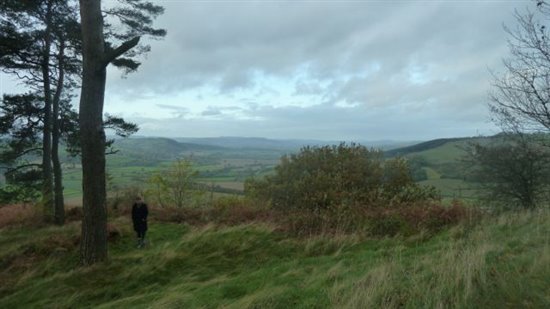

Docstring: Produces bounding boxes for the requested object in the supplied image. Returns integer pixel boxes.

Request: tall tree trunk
[41,1,54,222]
[78,0,140,265]
[52,37,66,226]
[79,0,108,265]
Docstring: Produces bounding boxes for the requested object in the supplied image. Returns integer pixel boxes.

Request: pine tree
[78,0,165,265]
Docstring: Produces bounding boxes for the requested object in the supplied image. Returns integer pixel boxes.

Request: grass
[419,178,477,200]
[411,140,469,165]
[0,206,548,308]
[207,181,245,191]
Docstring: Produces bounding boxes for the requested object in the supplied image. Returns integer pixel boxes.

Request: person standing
[132,196,149,248]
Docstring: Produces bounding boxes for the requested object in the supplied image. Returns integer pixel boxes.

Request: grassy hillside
[107,137,226,166]
[0,207,548,308]
[385,136,498,200]
[385,137,469,158]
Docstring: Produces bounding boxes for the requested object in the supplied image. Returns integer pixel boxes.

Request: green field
[388,137,489,200]
[60,138,284,203]
[58,136,485,204]
[0,208,548,308]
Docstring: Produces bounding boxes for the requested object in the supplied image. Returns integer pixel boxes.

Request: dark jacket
[132,202,149,232]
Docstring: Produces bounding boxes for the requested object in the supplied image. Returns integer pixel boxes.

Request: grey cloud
[0,0,527,141]
[293,80,326,96]
[219,69,255,92]
[107,1,519,98]
[156,104,189,118]
[98,1,526,140]
[201,105,245,117]
[201,107,222,116]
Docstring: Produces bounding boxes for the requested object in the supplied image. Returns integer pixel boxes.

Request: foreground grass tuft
[0,209,548,308]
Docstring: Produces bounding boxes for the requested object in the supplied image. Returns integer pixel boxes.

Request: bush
[0,204,40,228]
[65,206,83,222]
[275,201,472,237]
[107,186,143,216]
[367,214,407,236]
[150,196,271,226]
[145,159,203,208]
[463,135,550,209]
[245,143,439,211]
[0,169,41,204]
[151,206,203,224]
[366,201,474,236]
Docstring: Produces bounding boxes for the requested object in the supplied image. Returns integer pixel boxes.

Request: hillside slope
[384,136,496,200]
[385,137,469,158]
[0,209,548,308]
[108,137,226,165]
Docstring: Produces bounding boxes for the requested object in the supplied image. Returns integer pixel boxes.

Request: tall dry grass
[0,204,40,228]
[330,230,492,308]
[330,209,549,308]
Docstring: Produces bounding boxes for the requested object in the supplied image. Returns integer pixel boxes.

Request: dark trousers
[136,229,146,240]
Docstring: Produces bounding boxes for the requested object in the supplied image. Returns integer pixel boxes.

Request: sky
[0,0,530,141]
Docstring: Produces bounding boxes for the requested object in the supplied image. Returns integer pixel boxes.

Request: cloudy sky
[0,0,529,141]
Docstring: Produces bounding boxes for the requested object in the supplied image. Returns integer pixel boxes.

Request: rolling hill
[384,136,501,200]
[107,137,226,166]
[384,137,469,158]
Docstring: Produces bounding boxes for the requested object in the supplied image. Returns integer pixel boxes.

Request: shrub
[150,196,270,226]
[65,206,83,222]
[463,135,550,209]
[145,159,203,208]
[245,143,439,211]
[366,201,474,236]
[0,169,41,204]
[208,197,271,225]
[151,206,203,224]
[0,204,40,228]
[367,213,407,236]
[107,186,143,216]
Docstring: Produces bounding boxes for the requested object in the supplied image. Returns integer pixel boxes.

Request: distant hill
[384,137,469,157]
[106,137,226,166]
[361,140,421,150]
[173,136,332,150]
[382,135,498,200]
[114,137,223,154]
[172,136,418,151]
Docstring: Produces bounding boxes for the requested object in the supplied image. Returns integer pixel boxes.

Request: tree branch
[102,36,140,67]
[3,163,42,173]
